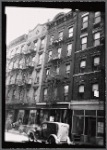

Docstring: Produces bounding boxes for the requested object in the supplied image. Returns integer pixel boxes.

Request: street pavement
[5,130,29,142]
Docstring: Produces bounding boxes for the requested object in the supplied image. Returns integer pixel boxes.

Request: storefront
[5,102,71,129]
[70,101,105,145]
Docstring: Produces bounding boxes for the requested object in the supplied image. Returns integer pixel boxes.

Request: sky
[5,7,71,46]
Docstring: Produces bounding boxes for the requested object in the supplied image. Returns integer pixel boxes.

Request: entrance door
[88,117,96,137]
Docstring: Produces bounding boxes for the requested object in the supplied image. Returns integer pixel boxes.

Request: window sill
[93,22,101,26]
[81,27,88,31]
[75,44,103,54]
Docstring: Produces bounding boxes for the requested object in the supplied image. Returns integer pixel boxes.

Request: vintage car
[27,121,73,144]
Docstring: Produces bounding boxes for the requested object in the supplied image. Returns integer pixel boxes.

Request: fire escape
[6,42,37,106]
[44,36,69,106]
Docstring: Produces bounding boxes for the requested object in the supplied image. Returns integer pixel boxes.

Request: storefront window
[85,117,96,136]
[97,118,104,137]
[72,116,84,134]
[28,110,37,125]
[17,110,25,123]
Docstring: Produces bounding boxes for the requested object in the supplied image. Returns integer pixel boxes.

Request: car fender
[48,134,60,144]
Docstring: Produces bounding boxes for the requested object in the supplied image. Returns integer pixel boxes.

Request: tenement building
[6,24,48,125]
[71,11,105,144]
[41,10,77,134]
[5,10,105,145]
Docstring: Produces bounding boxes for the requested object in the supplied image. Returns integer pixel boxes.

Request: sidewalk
[6,129,27,136]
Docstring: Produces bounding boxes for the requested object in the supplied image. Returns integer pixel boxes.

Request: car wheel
[28,133,34,142]
[48,136,56,144]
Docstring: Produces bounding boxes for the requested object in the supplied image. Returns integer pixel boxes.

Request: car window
[42,123,57,138]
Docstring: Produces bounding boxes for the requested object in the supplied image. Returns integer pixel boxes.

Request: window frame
[68,27,73,38]
[94,12,101,24]
[67,43,72,56]
[38,54,43,64]
[50,35,54,45]
[48,50,52,61]
[81,36,87,50]
[78,84,85,99]
[94,32,100,47]
[64,85,69,101]
[82,15,88,29]
[80,59,86,73]
[66,64,70,74]
[58,47,62,58]
[58,31,63,41]
[91,83,99,98]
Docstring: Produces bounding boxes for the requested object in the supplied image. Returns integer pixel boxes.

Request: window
[50,36,54,45]
[40,38,45,49]
[44,88,47,101]
[11,49,15,58]
[94,12,101,24]
[64,85,69,101]
[36,71,40,83]
[67,44,72,56]
[54,88,57,97]
[56,66,59,75]
[94,32,100,47]
[80,60,86,72]
[93,56,100,69]
[58,48,62,58]
[34,41,37,51]
[16,47,21,54]
[34,89,38,101]
[92,83,99,98]
[48,51,52,61]
[41,38,45,45]
[66,64,70,74]
[78,85,84,99]
[81,37,87,50]
[38,54,43,64]
[82,16,88,29]
[59,31,63,41]
[46,68,50,77]
[69,27,73,37]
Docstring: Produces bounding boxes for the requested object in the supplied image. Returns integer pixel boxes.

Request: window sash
[95,12,101,17]
[69,27,73,37]
[94,39,100,47]
[50,36,54,44]
[58,48,62,58]
[79,85,84,93]
[48,51,52,61]
[82,37,87,44]
[92,84,99,91]
[39,54,43,64]
[46,69,50,75]
[56,67,59,74]
[59,32,63,40]
[81,44,87,50]
[83,16,88,22]
[94,32,100,39]
[80,60,86,68]
[94,57,100,66]
[64,85,69,94]
[44,89,47,96]
[41,39,45,45]
[95,17,101,24]
[66,65,70,73]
